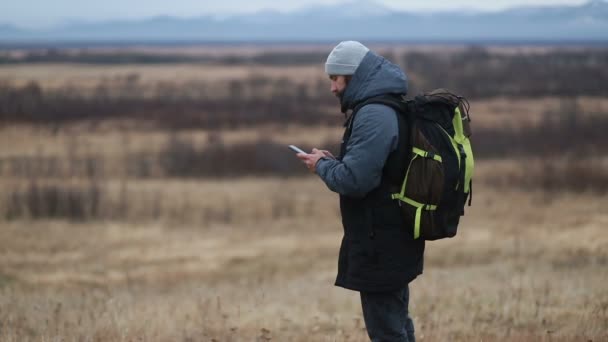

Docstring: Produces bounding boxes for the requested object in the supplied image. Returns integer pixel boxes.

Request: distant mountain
[0,24,26,36]
[1,0,607,42]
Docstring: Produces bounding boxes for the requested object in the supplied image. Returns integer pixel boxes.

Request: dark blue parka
[316,51,425,292]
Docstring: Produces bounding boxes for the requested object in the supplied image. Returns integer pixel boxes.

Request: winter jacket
[316,51,425,292]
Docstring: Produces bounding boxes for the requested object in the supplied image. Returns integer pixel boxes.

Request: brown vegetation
[0,45,607,341]
[2,47,608,127]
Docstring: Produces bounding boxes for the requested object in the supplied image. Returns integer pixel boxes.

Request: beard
[338,88,348,114]
[334,89,345,98]
[335,77,350,99]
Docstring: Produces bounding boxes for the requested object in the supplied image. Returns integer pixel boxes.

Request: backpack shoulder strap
[344,94,409,141]
[348,94,413,189]
[352,94,407,116]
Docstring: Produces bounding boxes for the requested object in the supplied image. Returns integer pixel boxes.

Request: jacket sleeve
[316,104,399,198]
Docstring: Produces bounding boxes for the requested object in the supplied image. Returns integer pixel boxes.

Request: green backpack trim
[390,147,442,239]
[453,107,475,194]
[390,99,475,240]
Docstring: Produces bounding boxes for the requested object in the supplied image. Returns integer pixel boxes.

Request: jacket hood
[340,51,408,113]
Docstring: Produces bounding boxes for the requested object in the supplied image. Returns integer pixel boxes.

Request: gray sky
[1,0,589,29]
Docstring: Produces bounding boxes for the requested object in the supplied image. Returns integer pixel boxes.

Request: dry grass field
[0,176,607,341]
[0,63,323,90]
[1,47,607,341]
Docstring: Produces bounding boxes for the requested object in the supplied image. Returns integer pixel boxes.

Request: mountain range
[1,0,607,43]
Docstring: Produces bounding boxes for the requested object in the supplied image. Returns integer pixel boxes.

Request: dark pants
[360,285,415,342]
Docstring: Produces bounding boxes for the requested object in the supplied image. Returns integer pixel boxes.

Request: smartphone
[288,145,307,154]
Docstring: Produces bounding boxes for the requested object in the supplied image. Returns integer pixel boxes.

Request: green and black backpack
[359,89,474,240]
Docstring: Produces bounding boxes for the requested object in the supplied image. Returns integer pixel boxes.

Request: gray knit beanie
[325,41,370,75]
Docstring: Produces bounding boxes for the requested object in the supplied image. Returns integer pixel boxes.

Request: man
[297,41,425,342]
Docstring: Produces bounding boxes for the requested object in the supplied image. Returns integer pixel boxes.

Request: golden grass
[0,122,343,159]
[0,174,607,341]
[0,63,324,89]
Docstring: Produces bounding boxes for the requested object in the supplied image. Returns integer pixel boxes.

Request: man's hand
[320,149,336,160]
[297,148,330,173]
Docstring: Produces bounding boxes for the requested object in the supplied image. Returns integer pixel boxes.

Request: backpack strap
[347,94,412,193]
[390,151,440,239]
[349,94,411,145]
[348,94,407,131]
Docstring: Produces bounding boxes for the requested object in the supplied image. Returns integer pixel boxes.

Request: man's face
[329,75,348,98]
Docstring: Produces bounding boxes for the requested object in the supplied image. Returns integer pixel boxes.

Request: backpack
[356,89,474,240]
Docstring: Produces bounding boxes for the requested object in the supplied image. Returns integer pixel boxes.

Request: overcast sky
[1,0,590,29]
